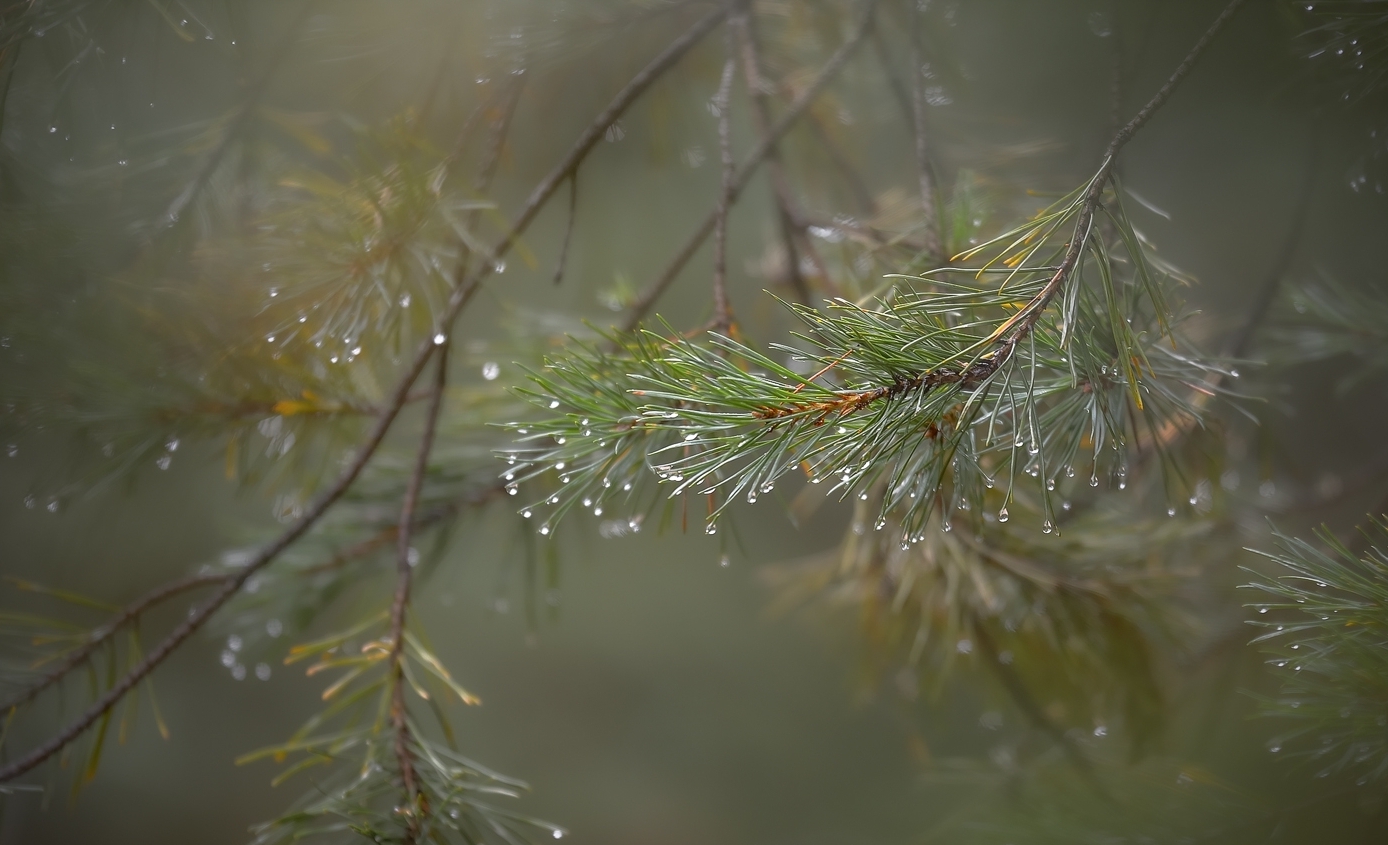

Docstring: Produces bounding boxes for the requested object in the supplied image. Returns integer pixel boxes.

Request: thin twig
[623,0,881,330]
[908,3,942,259]
[710,37,738,332]
[0,573,230,713]
[804,112,877,216]
[735,10,817,303]
[551,173,578,285]
[388,344,449,843]
[0,3,722,784]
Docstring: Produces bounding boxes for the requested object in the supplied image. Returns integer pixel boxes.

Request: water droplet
[552,831,564,840]
[1168,507,1177,517]
[593,506,603,516]
[1093,725,1107,737]
[231,663,247,681]
[521,509,532,518]
[157,455,172,470]
[1046,479,1055,491]
[46,499,59,513]
[255,662,271,681]
[493,259,507,274]
[1089,474,1099,487]
[539,524,551,536]
[997,507,1009,523]
[684,433,698,441]
[434,333,447,345]
[719,554,730,567]
[482,361,500,380]
[228,635,242,652]
[266,619,283,637]
[6,444,15,458]
[549,400,560,409]
[1042,520,1053,534]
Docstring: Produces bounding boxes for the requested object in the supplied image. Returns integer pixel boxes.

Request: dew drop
[997,507,1009,523]
[255,663,271,681]
[157,455,172,470]
[705,523,717,535]
[1042,520,1053,534]
[539,524,551,536]
[549,400,560,409]
[482,362,500,381]
[433,333,447,345]
[521,509,532,518]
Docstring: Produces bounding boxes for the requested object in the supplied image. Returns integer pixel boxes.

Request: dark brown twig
[710,37,738,332]
[623,0,881,331]
[551,173,578,285]
[0,4,723,784]
[735,9,821,303]
[388,344,449,843]
[0,573,230,713]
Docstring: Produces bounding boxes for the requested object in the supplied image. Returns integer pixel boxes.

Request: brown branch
[0,573,230,713]
[388,344,449,843]
[710,37,738,333]
[623,0,881,331]
[0,3,726,785]
[749,0,1249,425]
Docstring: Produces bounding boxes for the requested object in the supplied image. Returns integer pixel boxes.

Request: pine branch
[388,346,449,843]
[0,4,723,783]
[509,0,1247,542]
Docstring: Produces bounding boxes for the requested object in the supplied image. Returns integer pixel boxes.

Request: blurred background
[1,0,1387,842]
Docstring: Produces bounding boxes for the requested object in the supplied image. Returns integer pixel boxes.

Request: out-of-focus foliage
[1244,520,1388,784]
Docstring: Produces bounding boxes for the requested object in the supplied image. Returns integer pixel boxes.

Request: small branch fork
[750,0,1249,425]
[0,2,726,785]
[388,344,450,843]
[623,0,883,331]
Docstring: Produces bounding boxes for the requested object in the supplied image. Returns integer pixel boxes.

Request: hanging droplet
[719,554,730,567]
[705,522,717,535]
[521,509,532,519]
[1042,520,1053,534]
[433,333,447,345]
[549,400,560,409]
[539,524,551,536]
[1089,474,1099,487]
[997,507,1009,523]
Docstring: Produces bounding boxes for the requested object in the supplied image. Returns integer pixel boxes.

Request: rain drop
[997,507,1009,523]
[482,362,500,380]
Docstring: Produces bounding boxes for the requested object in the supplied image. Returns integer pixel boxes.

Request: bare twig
[907,3,942,259]
[735,9,826,303]
[551,173,578,285]
[388,344,449,843]
[710,40,738,332]
[804,112,877,216]
[0,573,230,713]
[0,4,723,784]
[623,0,882,330]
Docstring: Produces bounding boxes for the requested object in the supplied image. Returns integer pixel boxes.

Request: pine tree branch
[0,572,230,713]
[0,3,729,784]
[622,0,881,330]
[388,345,449,844]
[761,0,1249,423]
